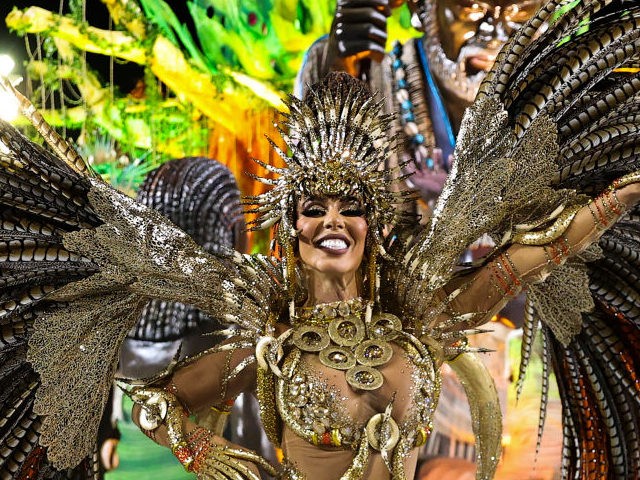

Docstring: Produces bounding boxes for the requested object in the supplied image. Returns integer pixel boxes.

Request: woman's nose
[324,209,345,229]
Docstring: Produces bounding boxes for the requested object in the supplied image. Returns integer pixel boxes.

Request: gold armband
[611,171,640,190]
[512,205,580,246]
[130,387,191,466]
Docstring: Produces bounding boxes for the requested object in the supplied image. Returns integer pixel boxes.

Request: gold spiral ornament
[365,413,400,451]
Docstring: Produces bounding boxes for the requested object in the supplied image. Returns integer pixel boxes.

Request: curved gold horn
[447,352,502,480]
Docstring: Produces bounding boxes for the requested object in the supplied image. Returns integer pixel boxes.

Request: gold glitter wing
[382,1,640,477]
[128,157,248,344]
[0,117,285,473]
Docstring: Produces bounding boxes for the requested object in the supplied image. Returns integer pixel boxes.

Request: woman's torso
[272,303,440,479]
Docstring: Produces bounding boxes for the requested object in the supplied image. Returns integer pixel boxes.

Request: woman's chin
[309,260,361,279]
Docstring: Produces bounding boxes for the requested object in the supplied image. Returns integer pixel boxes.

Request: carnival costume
[2,1,640,478]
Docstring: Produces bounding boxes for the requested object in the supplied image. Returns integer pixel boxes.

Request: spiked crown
[245,72,412,251]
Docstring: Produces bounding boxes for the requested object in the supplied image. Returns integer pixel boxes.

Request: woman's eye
[301,208,325,217]
[341,208,365,217]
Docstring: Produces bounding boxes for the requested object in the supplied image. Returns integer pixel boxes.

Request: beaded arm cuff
[587,189,625,230]
[507,176,632,286]
[489,251,523,298]
[543,235,571,266]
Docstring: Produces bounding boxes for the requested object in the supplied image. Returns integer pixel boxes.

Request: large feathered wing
[0,118,104,479]
[128,157,247,345]
[479,2,640,476]
[545,208,640,478]
[382,0,640,478]
[0,119,285,475]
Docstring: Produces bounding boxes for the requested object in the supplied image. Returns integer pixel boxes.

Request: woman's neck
[304,271,360,305]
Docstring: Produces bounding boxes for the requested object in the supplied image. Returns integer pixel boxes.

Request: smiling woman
[119,68,640,479]
[296,196,369,301]
[1,2,640,478]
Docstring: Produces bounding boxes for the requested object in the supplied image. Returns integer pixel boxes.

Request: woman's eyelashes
[301,207,325,217]
[341,207,365,217]
[300,206,365,218]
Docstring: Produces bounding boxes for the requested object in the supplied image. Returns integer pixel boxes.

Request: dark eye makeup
[299,197,365,218]
[301,207,326,217]
[341,207,365,217]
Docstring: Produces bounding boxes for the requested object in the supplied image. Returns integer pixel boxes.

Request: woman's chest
[275,338,440,449]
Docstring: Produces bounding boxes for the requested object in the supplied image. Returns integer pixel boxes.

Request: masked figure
[1,2,640,479]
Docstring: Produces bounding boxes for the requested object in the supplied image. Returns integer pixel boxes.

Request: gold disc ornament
[369,313,402,341]
[319,346,357,370]
[354,340,393,367]
[346,365,384,391]
[293,325,331,352]
[328,315,366,347]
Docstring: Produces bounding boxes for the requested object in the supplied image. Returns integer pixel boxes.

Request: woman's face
[296,195,368,278]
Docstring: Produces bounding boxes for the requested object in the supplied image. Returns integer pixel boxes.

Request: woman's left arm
[441,180,640,330]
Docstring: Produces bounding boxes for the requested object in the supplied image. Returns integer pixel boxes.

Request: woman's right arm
[130,343,264,475]
[434,179,640,335]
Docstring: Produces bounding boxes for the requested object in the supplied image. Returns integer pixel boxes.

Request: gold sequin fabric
[26,178,287,468]
[382,100,581,329]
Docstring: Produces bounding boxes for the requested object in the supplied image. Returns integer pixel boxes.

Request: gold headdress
[246,73,410,236]
[245,72,413,298]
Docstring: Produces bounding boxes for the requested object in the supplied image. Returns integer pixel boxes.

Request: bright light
[0,89,19,122]
[0,54,15,77]
[0,54,20,122]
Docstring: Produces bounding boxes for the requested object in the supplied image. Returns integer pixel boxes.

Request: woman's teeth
[319,238,348,250]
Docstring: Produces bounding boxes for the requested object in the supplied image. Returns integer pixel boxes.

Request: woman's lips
[315,235,350,254]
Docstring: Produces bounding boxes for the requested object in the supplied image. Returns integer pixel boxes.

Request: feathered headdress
[245,73,414,297]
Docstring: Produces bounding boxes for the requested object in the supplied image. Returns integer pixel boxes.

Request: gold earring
[368,248,377,304]
[286,240,296,292]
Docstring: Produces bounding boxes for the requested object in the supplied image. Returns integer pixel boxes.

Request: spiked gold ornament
[244,73,415,252]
